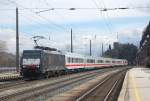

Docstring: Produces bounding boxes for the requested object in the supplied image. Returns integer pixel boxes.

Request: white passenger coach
[65,52,128,69]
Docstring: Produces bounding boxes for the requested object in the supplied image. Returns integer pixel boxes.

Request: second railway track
[0,68,110,92]
[76,68,128,101]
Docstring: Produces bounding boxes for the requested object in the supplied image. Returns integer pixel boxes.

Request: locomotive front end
[20,50,42,79]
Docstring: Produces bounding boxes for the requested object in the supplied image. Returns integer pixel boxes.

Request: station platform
[118,67,150,101]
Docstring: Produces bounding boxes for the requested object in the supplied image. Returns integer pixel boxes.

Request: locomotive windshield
[22,50,41,65]
[22,50,41,58]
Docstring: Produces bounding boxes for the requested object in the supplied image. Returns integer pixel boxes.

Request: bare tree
[0,40,7,52]
[0,40,15,67]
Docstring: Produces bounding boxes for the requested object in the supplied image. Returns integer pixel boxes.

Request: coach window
[89,59,94,63]
[76,58,78,63]
[89,59,91,63]
[72,58,74,63]
[81,59,83,63]
[93,59,95,63]
[98,60,103,63]
[73,58,75,63]
[106,60,110,63]
[77,58,79,63]
[78,58,80,63]
[82,59,84,63]
[80,58,83,63]
[70,58,73,63]
[74,58,76,63]
[67,57,70,63]
[78,58,81,63]
[112,61,115,63]
[87,59,89,63]
[87,59,90,63]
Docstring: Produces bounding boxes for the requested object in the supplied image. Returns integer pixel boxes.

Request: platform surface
[118,67,150,101]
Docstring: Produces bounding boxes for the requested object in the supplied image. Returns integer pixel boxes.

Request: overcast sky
[0,0,150,56]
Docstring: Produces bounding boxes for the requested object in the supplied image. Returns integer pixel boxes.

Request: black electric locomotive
[20,49,65,79]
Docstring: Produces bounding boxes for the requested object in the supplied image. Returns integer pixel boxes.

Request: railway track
[0,80,25,91]
[0,68,108,92]
[0,68,118,101]
[76,69,127,101]
[0,68,127,101]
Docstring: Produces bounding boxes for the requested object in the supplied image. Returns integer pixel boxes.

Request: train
[20,47,128,79]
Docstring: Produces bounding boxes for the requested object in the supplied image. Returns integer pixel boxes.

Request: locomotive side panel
[41,52,66,73]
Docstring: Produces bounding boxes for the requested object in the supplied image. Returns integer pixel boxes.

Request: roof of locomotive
[23,49,64,55]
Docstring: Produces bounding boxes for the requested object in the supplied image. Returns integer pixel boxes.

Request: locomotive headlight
[23,65,26,68]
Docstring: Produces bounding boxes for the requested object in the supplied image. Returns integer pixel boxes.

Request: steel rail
[76,74,112,101]
[18,73,101,101]
[76,69,127,101]
[104,80,119,101]
[0,69,113,101]
[0,69,103,92]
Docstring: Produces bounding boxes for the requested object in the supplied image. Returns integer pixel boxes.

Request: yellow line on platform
[131,74,141,101]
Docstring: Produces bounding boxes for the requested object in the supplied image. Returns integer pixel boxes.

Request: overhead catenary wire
[6,0,68,32]
[99,0,116,37]
[0,7,64,35]
[42,0,72,29]
[19,13,55,34]
[91,0,113,35]
[3,0,150,36]
[1,6,150,11]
